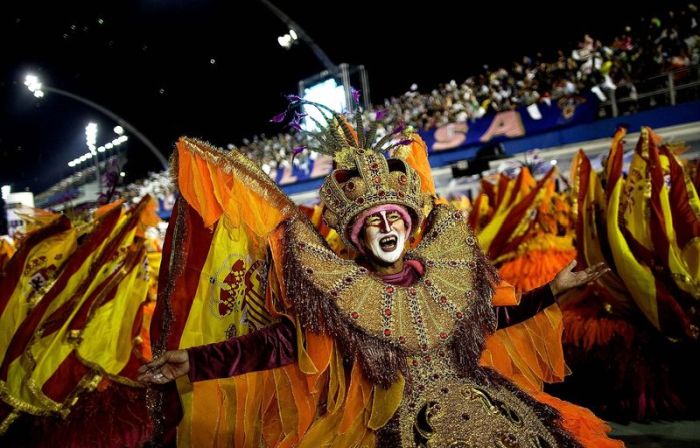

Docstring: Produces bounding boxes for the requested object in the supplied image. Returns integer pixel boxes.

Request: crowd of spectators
[237,4,699,174]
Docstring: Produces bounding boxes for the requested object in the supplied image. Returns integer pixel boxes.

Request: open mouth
[379,235,398,252]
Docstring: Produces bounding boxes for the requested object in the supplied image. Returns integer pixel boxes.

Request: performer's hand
[137,350,189,384]
[550,260,610,297]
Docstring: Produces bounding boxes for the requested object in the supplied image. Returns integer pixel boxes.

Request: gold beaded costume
[150,104,621,447]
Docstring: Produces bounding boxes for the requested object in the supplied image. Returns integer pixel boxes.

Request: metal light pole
[24,74,168,169]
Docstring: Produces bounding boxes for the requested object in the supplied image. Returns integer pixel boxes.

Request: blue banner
[274,94,598,185]
[420,94,598,154]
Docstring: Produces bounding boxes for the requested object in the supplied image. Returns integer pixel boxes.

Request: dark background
[0,0,683,192]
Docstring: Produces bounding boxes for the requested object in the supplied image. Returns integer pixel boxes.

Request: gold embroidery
[289,205,479,354]
[285,203,563,446]
[401,351,559,448]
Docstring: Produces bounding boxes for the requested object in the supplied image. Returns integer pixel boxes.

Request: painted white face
[361,209,408,264]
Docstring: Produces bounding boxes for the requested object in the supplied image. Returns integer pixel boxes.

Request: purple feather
[270,111,287,123]
[288,112,307,131]
[392,121,406,134]
[374,109,386,121]
[397,139,413,146]
[350,87,361,103]
[286,94,302,102]
[291,145,306,162]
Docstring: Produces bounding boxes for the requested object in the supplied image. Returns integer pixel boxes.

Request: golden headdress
[283,98,426,248]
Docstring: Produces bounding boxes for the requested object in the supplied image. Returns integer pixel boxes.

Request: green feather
[365,119,379,148]
[354,109,366,148]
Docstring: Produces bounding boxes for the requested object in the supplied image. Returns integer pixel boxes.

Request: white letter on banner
[432,122,468,151]
[479,111,526,143]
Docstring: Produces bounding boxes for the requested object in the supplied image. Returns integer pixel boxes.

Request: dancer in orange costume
[140,100,621,447]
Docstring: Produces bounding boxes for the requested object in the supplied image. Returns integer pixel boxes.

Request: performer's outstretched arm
[138,318,296,384]
[494,260,609,329]
[494,283,556,329]
[187,319,296,381]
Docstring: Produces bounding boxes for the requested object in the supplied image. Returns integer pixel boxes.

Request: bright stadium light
[86,122,98,154]
[278,35,291,48]
[24,74,43,96]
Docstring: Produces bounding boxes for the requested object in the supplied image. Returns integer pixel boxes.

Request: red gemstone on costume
[345,181,356,191]
[383,329,391,336]
[305,268,314,274]
[378,190,386,197]
[344,277,353,283]
[425,355,432,362]
[408,287,417,295]
[373,176,382,184]
[399,174,408,184]
[440,296,447,304]
[385,286,394,293]
[424,279,432,286]
[439,332,447,339]
[412,359,418,366]
[384,308,392,316]
[399,336,406,344]
[355,197,365,205]
[398,191,406,198]
[351,311,359,319]
[358,267,368,274]
[456,311,464,319]
[331,290,338,297]
[370,162,379,170]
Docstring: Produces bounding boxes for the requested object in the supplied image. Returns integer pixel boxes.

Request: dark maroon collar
[378,259,425,287]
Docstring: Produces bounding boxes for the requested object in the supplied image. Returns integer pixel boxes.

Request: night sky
[0,0,683,193]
